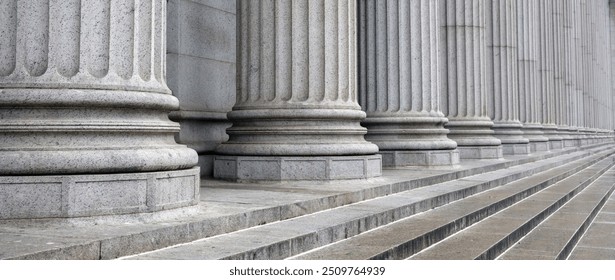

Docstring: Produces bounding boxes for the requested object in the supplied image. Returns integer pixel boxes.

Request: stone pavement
[2,144,615,260]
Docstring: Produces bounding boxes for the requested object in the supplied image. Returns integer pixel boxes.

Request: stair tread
[499,170,615,260]
[126,147,615,260]
[411,161,615,260]
[564,184,615,260]
[290,151,614,260]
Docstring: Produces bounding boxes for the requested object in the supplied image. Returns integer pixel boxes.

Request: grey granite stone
[214,0,380,181]
[0,0,199,218]
[357,1,459,167]
[214,155,382,181]
[0,167,200,219]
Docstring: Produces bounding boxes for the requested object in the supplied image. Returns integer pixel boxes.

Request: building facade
[1,0,614,220]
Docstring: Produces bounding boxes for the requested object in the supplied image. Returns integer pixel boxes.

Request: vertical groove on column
[261,0,275,102]
[136,0,152,81]
[49,0,81,78]
[276,0,292,102]
[292,0,308,102]
[81,0,110,79]
[109,0,135,80]
[20,0,50,77]
[308,0,324,102]
[0,0,17,77]
[154,0,164,86]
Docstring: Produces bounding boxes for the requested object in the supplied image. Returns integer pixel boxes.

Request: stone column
[357,0,459,167]
[609,0,615,140]
[600,0,614,142]
[571,0,583,146]
[517,0,549,152]
[560,0,577,147]
[214,0,381,181]
[552,0,572,146]
[440,0,503,159]
[579,0,591,145]
[582,0,597,143]
[538,0,563,149]
[0,0,200,219]
[485,0,530,155]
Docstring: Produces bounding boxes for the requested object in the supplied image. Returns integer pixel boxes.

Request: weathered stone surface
[485,0,531,155]
[214,0,379,181]
[357,0,459,166]
[440,0,504,159]
[0,168,200,219]
[167,0,236,177]
[0,1,199,218]
[214,155,382,181]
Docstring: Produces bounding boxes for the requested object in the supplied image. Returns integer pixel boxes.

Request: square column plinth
[379,150,460,167]
[0,167,200,219]
[214,155,382,181]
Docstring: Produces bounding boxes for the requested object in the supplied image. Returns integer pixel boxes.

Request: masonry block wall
[167,0,236,178]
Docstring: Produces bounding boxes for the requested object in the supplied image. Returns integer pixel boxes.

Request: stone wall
[167,0,236,177]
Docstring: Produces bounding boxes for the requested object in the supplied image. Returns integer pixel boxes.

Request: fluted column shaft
[0,0,197,175]
[440,0,503,159]
[357,0,458,167]
[0,0,200,219]
[559,0,577,146]
[583,0,596,136]
[610,1,615,134]
[571,0,584,144]
[537,0,563,149]
[214,0,381,181]
[517,0,549,152]
[552,0,570,142]
[485,0,530,155]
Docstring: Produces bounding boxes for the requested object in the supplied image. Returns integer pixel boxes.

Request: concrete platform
[1,144,614,260]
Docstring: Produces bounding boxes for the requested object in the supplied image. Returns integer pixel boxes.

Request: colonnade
[1,0,615,219]
[216,0,615,181]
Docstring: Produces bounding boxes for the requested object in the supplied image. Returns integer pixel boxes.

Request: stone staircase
[125,143,615,260]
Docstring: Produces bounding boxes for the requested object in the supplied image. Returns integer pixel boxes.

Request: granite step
[499,169,615,260]
[124,146,615,260]
[568,190,615,260]
[410,157,615,260]
[289,149,615,260]
[3,145,609,260]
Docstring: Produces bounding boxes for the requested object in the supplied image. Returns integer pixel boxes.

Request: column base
[0,167,201,220]
[492,121,530,156]
[457,146,504,159]
[380,150,460,167]
[564,139,579,147]
[529,141,550,152]
[549,140,564,150]
[501,143,531,155]
[521,124,550,153]
[214,155,382,181]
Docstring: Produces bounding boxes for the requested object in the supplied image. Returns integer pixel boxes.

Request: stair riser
[371,154,615,260]
[477,160,615,260]
[557,183,615,260]
[224,152,613,260]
